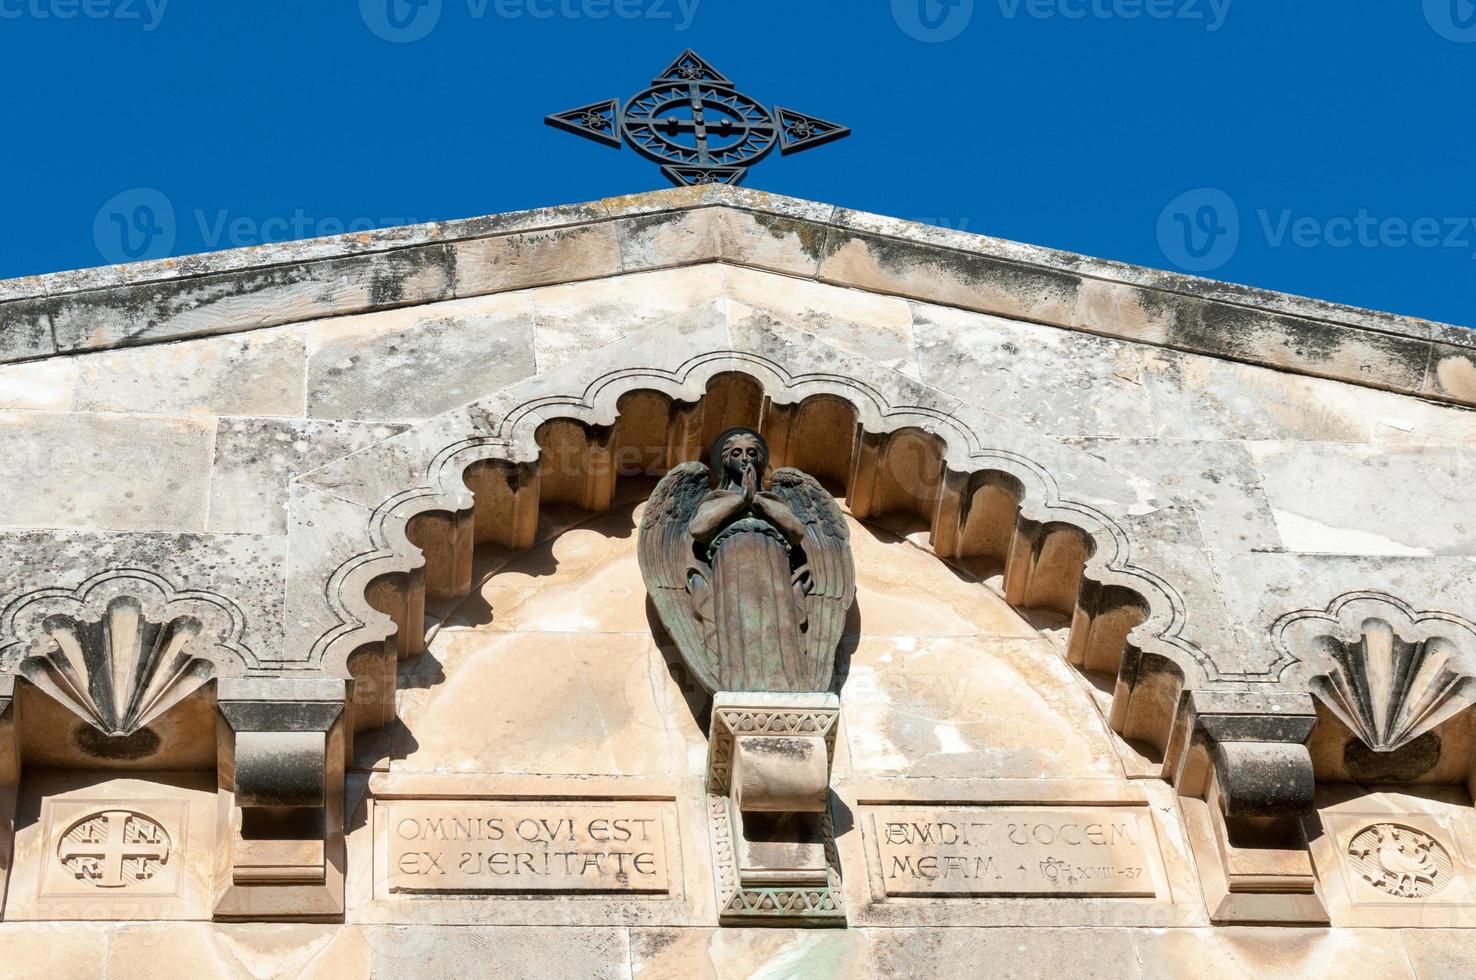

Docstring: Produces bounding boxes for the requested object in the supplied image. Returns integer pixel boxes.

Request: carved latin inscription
[381,802,672,894]
[867,806,1157,898]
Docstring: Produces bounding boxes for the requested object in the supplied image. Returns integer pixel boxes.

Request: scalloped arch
[298,348,1210,759]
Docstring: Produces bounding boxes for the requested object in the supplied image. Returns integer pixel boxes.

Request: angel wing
[768,468,856,690]
[637,462,719,694]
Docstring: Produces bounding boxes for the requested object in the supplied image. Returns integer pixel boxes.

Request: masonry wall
[1,194,1475,977]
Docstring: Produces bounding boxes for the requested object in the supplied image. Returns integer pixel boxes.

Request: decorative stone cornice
[1,185,1465,408]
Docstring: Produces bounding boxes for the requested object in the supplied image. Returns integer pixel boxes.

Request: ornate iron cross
[546,50,850,187]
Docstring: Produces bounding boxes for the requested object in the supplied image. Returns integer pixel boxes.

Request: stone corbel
[0,676,17,918]
[704,692,844,925]
[1169,689,1326,924]
[214,676,346,920]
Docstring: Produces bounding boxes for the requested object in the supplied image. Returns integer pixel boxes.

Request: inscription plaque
[380,801,673,894]
[866,806,1157,898]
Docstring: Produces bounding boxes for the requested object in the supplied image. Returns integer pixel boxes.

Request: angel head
[710,427,768,491]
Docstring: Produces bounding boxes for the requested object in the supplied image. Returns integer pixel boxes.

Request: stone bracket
[1170,689,1326,924]
[0,676,17,920]
[214,676,346,920]
[705,692,844,925]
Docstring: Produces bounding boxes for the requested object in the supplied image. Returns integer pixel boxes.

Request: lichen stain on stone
[620,211,695,236]
[1165,298,1257,358]
[600,186,706,212]
[748,212,827,263]
[1283,321,1347,364]
[856,233,1079,314]
[368,274,406,307]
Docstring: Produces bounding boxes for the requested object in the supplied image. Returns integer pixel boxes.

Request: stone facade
[0,185,1473,976]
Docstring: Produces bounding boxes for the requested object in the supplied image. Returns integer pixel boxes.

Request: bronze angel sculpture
[638,428,855,695]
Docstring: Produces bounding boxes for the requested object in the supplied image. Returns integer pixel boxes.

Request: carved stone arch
[289,343,1209,775]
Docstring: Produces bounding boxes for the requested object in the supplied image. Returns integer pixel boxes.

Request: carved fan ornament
[0,570,248,738]
[1314,620,1475,752]
[25,597,214,737]
[1275,593,1476,753]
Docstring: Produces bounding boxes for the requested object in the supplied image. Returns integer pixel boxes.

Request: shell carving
[1311,618,1476,752]
[21,596,215,736]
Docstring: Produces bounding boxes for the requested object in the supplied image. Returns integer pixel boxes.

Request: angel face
[718,432,765,487]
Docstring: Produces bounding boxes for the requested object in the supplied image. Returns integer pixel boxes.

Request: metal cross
[546,50,850,187]
[58,810,169,888]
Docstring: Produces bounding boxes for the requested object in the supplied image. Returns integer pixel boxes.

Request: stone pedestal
[704,692,843,925]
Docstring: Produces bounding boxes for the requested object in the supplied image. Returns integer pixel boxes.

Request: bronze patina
[638,428,855,694]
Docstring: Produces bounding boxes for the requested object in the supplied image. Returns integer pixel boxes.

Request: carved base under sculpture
[704,692,844,926]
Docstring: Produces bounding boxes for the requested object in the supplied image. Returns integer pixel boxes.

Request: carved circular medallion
[1346,822,1453,899]
[56,809,171,889]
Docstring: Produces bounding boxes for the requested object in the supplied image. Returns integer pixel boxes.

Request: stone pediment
[0,187,1475,954]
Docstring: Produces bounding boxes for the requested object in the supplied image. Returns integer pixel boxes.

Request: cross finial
[546,51,850,187]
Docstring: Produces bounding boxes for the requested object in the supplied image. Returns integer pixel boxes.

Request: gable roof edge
[0,185,1470,408]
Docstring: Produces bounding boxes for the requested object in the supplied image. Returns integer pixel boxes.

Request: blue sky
[1,1,1473,327]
